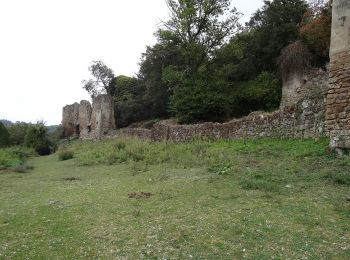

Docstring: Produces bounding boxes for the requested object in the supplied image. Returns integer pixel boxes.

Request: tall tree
[213,0,309,81]
[162,0,240,75]
[0,122,10,148]
[164,0,240,52]
[247,0,308,74]
[82,60,115,98]
[7,122,29,145]
[25,122,52,155]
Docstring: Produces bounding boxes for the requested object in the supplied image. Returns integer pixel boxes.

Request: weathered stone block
[62,103,79,137]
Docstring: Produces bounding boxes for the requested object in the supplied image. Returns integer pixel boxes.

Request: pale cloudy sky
[0,0,264,125]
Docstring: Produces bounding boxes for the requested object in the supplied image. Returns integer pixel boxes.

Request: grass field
[0,138,349,259]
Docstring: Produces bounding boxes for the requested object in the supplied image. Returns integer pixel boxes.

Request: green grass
[0,138,349,259]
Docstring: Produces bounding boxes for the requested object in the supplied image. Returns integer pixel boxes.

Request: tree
[7,122,29,145]
[308,0,328,14]
[241,0,308,77]
[161,0,240,75]
[109,75,138,98]
[82,60,115,98]
[0,122,10,148]
[137,39,184,121]
[164,0,240,53]
[109,75,146,128]
[25,122,52,155]
[300,1,331,66]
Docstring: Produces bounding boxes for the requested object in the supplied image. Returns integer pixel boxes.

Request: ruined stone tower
[62,95,115,139]
[327,0,350,151]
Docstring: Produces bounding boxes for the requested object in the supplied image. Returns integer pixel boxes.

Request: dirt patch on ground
[63,177,81,181]
[128,192,153,199]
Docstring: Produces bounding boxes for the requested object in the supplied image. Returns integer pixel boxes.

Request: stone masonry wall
[90,95,115,138]
[113,68,328,142]
[62,102,79,137]
[326,0,350,150]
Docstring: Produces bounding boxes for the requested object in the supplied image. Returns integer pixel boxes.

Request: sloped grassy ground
[0,138,349,259]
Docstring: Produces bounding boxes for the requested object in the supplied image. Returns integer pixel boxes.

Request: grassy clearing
[0,138,349,259]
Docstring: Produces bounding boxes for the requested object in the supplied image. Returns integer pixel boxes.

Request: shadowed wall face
[91,95,115,138]
[327,0,350,150]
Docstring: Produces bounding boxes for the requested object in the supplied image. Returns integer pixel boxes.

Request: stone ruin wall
[62,103,79,137]
[326,0,350,151]
[62,95,115,139]
[113,68,329,142]
[62,1,350,147]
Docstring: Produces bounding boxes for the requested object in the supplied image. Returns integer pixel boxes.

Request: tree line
[0,121,62,155]
[83,0,332,127]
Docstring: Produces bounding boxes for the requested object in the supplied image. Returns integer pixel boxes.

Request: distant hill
[46,125,59,133]
[0,119,13,127]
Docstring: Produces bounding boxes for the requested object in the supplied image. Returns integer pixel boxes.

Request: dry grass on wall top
[277,41,312,80]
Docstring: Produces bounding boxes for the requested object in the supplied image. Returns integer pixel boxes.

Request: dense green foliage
[5,122,56,155]
[0,146,36,169]
[109,75,147,128]
[1,138,349,258]
[25,123,52,155]
[7,122,30,145]
[0,122,10,148]
[82,60,115,98]
[83,0,331,126]
[0,122,61,169]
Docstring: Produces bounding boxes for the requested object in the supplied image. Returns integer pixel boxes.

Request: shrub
[0,147,36,169]
[0,149,22,168]
[169,79,231,123]
[230,72,282,117]
[58,149,74,161]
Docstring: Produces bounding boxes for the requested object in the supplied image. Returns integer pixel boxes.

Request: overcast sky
[0,0,264,125]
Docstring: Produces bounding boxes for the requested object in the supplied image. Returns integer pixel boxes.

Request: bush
[34,140,52,156]
[58,149,74,161]
[0,147,36,168]
[169,79,231,123]
[230,72,282,117]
